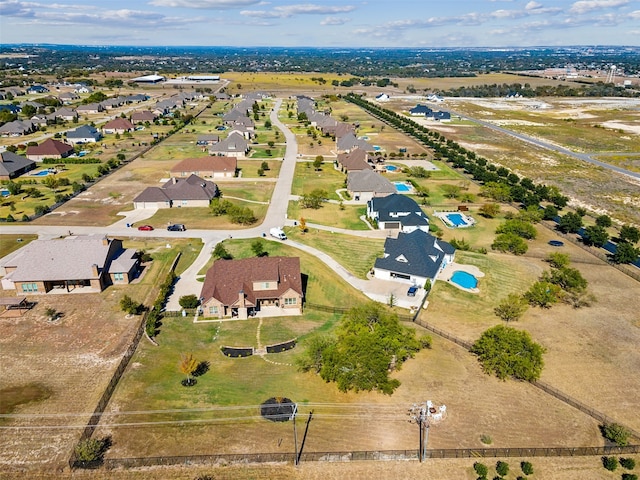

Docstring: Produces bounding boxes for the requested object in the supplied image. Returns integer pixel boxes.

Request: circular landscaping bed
[260,397,295,422]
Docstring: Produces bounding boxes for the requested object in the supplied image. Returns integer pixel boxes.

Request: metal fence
[94,444,640,470]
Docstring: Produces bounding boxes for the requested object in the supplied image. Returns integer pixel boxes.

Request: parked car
[137,225,154,231]
[167,224,186,231]
[407,285,418,297]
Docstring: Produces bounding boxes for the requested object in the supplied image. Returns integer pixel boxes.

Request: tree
[496,460,509,477]
[494,293,528,322]
[473,462,488,477]
[298,217,308,233]
[582,225,609,247]
[496,219,537,239]
[558,212,583,234]
[543,266,588,294]
[300,303,423,394]
[595,214,612,228]
[212,243,232,260]
[42,175,59,191]
[479,203,500,218]
[492,233,528,255]
[251,239,267,257]
[74,437,108,463]
[6,181,22,196]
[524,281,562,308]
[601,423,630,446]
[546,252,570,268]
[44,307,58,321]
[313,155,323,171]
[612,241,640,264]
[471,325,546,381]
[300,189,327,209]
[260,161,270,171]
[179,353,198,385]
[120,295,141,315]
[521,461,534,475]
[264,120,272,129]
[619,224,640,244]
[179,295,199,309]
[406,166,431,178]
[440,184,461,199]
[542,204,559,221]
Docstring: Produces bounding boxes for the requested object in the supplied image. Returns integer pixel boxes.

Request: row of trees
[345,93,639,265]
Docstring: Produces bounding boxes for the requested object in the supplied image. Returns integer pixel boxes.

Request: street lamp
[291,403,299,466]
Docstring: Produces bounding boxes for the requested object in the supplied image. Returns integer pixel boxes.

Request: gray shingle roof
[0,151,36,177]
[347,170,395,195]
[2,235,121,282]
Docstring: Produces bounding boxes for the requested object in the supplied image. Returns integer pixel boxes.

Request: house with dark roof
[132,174,219,209]
[373,230,455,287]
[170,156,237,179]
[0,151,36,180]
[409,104,433,116]
[0,235,139,294]
[336,148,372,173]
[367,194,430,233]
[26,85,49,94]
[102,117,134,134]
[26,139,75,161]
[208,132,249,158]
[200,256,303,319]
[347,170,395,202]
[428,111,451,122]
[65,125,102,145]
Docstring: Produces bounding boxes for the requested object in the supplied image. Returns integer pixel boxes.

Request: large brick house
[0,235,139,294]
[200,256,303,319]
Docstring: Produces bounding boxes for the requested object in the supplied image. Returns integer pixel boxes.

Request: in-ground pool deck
[438,262,485,293]
[434,211,476,229]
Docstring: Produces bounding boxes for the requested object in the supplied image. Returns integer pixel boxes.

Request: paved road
[448,110,640,180]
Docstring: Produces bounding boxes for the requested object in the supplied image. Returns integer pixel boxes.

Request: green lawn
[0,234,38,259]
[287,202,369,230]
[286,227,385,279]
[290,162,345,199]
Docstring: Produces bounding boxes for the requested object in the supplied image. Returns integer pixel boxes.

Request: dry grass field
[0,240,196,472]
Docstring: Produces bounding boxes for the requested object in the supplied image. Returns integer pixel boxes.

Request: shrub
[602,456,618,471]
[179,295,199,309]
[480,434,492,444]
[620,457,636,470]
[600,423,630,446]
[496,460,509,476]
[74,438,107,462]
[621,474,638,480]
[120,295,141,315]
[474,462,489,476]
[520,460,533,475]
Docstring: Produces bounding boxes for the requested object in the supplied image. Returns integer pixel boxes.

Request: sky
[0,0,639,48]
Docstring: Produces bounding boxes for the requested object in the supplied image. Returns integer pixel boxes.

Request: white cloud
[569,0,630,14]
[320,16,350,26]
[491,9,525,19]
[629,9,640,18]
[525,1,543,9]
[242,4,356,18]
[148,0,262,8]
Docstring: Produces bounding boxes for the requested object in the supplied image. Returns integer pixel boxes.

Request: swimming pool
[394,182,411,193]
[0,189,9,197]
[385,165,398,172]
[450,271,478,289]
[31,170,50,177]
[373,145,381,151]
[446,213,468,226]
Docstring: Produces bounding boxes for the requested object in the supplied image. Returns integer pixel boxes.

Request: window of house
[21,283,38,292]
[209,306,218,315]
[113,273,124,281]
[284,297,297,306]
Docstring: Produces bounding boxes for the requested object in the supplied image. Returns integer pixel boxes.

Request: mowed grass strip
[288,201,369,230]
[286,227,384,279]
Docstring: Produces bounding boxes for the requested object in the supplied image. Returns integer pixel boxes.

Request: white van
[269,227,287,240]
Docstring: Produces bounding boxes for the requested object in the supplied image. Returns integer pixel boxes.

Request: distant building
[26,139,74,161]
[132,74,166,83]
[133,174,219,209]
[0,151,36,180]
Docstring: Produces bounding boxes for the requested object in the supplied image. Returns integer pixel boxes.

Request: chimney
[238,290,245,308]
[91,264,99,277]
[172,177,177,184]
[102,236,109,246]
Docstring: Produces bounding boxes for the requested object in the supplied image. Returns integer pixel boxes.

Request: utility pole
[291,403,299,466]
[408,402,429,462]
